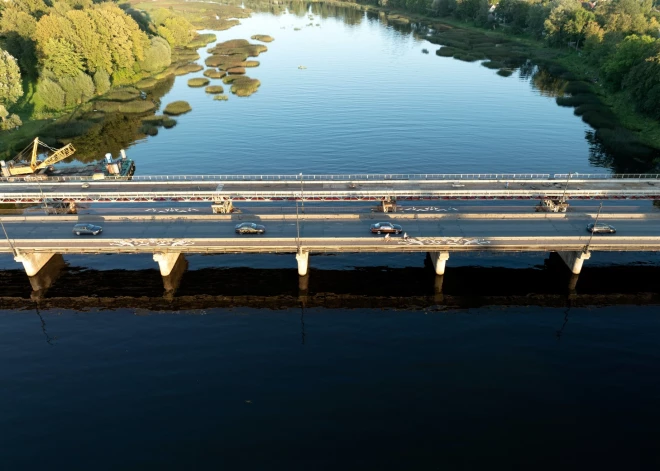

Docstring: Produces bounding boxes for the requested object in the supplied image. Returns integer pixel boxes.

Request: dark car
[586,223,616,234]
[370,222,402,234]
[73,223,103,236]
[235,222,266,234]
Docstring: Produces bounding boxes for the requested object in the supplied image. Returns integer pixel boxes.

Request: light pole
[560,172,572,203]
[585,202,603,253]
[0,220,17,256]
[299,172,304,214]
[295,197,301,251]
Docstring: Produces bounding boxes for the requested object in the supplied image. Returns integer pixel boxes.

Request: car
[73,223,103,236]
[81,182,90,189]
[586,223,616,234]
[370,222,402,234]
[235,222,266,234]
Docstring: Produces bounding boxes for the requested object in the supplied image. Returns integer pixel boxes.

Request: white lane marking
[397,237,490,246]
[402,207,458,212]
[109,239,195,247]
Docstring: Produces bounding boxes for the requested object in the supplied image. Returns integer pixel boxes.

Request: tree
[42,38,84,78]
[59,72,95,107]
[37,78,66,110]
[93,69,111,95]
[0,50,24,106]
[602,34,658,89]
[139,36,171,72]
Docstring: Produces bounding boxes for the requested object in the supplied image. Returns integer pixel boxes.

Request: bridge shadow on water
[1,254,660,310]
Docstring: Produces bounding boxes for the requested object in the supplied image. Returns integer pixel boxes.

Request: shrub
[163,101,192,115]
[556,93,602,107]
[60,73,95,107]
[204,69,227,79]
[581,111,617,130]
[565,81,593,95]
[205,85,224,94]
[188,78,210,87]
[573,104,615,118]
[251,35,274,42]
[93,70,111,96]
[38,79,66,111]
[140,37,172,73]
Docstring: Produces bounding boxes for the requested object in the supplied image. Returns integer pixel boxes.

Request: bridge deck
[2,177,660,202]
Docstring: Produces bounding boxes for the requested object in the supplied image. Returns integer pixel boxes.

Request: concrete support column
[295,250,309,277]
[14,251,58,277]
[429,251,450,276]
[28,254,66,301]
[557,250,591,275]
[162,254,188,299]
[433,275,444,303]
[153,252,184,277]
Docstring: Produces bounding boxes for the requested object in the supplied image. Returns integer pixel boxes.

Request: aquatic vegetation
[556,94,602,107]
[141,115,177,130]
[422,49,429,54]
[188,78,210,87]
[214,95,229,101]
[101,88,140,102]
[205,55,247,69]
[186,33,217,49]
[482,60,504,70]
[564,81,594,95]
[163,118,177,129]
[435,47,457,57]
[173,50,201,62]
[139,124,158,136]
[136,78,158,89]
[251,35,274,42]
[229,76,261,97]
[174,63,203,76]
[163,101,192,115]
[243,61,260,68]
[227,67,246,75]
[204,68,227,79]
[117,100,156,113]
[205,85,225,94]
[497,69,514,77]
[581,112,617,130]
[294,28,301,31]
[453,52,481,62]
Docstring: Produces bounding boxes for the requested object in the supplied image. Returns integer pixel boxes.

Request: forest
[0,0,197,129]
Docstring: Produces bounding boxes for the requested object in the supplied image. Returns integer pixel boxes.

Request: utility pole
[585,202,603,253]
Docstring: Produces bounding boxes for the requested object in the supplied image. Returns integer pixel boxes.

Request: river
[1,6,659,469]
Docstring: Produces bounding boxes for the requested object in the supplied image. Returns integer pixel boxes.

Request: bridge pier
[557,250,591,275]
[429,252,450,276]
[162,255,188,299]
[434,275,444,303]
[295,250,309,276]
[14,251,59,277]
[153,252,185,277]
[28,254,66,300]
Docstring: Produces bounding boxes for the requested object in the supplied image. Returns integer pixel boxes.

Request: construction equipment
[0,138,76,177]
[537,198,569,213]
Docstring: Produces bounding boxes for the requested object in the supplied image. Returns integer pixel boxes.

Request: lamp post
[560,172,572,203]
[299,172,304,214]
[295,196,301,251]
[585,202,603,254]
[0,220,17,256]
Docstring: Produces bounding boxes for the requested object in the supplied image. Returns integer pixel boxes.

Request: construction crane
[0,138,76,177]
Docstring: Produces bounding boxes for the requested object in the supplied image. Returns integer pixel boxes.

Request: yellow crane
[1,138,76,177]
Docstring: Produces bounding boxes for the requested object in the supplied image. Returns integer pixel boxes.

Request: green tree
[602,34,658,88]
[623,53,660,118]
[0,50,24,106]
[139,36,171,72]
[42,38,84,78]
[37,78,65,110]
[93,69,111,95]
[59,72,95,107]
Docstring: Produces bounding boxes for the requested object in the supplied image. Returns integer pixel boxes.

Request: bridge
[2,174,660,206]
[2,213,660,299]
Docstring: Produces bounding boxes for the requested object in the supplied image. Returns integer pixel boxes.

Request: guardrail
[2,173,660,184]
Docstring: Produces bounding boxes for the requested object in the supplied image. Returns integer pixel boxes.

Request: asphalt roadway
[2,215,659,240]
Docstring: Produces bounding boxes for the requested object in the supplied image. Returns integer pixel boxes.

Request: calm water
[2,7,660,468]
[121,9,595,175]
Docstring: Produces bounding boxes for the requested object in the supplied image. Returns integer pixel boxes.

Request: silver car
[235,222,266,234]
[73,223,103,236]
[586,223,616,234]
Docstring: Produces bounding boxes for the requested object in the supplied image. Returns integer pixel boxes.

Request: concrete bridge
[2,173,660,205]
[3,212,660,298]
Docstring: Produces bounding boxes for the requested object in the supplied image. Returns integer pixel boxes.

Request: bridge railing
[0,173,555,183]
[3,173,660,183]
